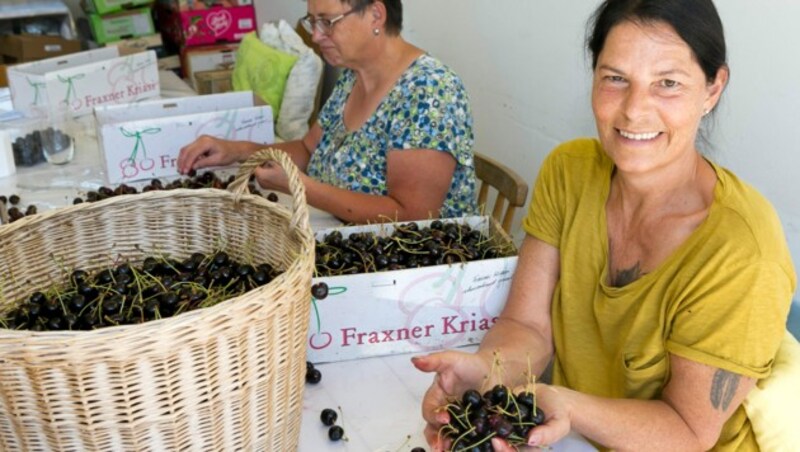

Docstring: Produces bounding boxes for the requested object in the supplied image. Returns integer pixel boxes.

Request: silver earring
[373,28,380,35]
[703,109,710,116]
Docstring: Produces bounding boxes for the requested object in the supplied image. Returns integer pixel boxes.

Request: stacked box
[156,2,255,49]
[180,42,237,88]
[88,7,156,44]
[82,0,153,15]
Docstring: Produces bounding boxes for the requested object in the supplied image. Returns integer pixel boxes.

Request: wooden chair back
[474,152,529,234]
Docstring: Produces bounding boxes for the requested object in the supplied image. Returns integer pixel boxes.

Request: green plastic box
[88,8,156,44]
[83,0,154,16]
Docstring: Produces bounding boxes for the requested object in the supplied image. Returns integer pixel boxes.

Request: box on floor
[0,34,82,64]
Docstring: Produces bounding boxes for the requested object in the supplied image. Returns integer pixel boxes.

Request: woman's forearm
[560,389,706,452]
[302,176,437,224]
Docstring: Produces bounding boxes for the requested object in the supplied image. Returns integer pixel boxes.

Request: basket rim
[0,188,315,344]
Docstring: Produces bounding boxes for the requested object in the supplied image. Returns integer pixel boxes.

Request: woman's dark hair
[586,0,727,84]
[344,0,403,35]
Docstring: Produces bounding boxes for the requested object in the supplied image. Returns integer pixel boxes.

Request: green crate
[83,0,154,16]
[88,8,155,44]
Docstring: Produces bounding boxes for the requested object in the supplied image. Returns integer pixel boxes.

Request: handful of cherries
[441,384,545,451]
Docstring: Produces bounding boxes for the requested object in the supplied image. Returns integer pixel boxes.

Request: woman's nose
[622,84,653,120]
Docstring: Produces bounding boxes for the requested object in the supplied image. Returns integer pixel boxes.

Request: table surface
[0,74,596,451]
[299,345,597,451]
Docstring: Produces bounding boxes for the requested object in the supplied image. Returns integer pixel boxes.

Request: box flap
[9,47,119,76]
[95,90,256,124]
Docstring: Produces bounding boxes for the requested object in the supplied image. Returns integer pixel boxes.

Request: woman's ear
[370,1,387,28]
[705,65,729,112]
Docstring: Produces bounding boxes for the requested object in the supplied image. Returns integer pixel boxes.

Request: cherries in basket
[440,384,545,451]
[0,251,283,332]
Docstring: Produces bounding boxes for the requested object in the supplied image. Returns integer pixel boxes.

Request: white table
[299,346,597,451]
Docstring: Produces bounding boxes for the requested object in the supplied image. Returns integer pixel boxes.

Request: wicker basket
[0,149,315,451]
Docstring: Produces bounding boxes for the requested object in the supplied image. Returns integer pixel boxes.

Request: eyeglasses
[300,8,361,36]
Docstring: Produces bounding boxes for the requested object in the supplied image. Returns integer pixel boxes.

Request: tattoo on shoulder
[710,369,740,411]
[613,262,641,287]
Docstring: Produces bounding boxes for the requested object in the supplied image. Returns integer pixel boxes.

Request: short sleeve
[522,146,567,248]
[667,260,794,378]
[387,63,473,166]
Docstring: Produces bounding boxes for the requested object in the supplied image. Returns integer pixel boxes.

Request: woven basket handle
[229,147,310,232]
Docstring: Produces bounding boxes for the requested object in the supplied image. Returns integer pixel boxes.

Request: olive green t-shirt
[522,138,796,451]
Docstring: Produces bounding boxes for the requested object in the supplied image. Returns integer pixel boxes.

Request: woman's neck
[352,37,422,93]
[609,152,716,218]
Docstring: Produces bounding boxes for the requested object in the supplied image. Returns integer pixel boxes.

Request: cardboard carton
[306,216,518,363]
[106,34,166,57]
[157,0,253,12]
[0,34,82,64]
[7,47,160,118]
[88,8,156,44]
[94,91,274,184]
[195,69,233,94]
[158,4,256,47]
[180,43,238,88]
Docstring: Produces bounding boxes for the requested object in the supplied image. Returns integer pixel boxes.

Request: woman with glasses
[413,0,796,450]
[177,0,477,224]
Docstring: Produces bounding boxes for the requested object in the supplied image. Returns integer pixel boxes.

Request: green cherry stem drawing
[311,286,347,333]
[57,74,85,104]
[27,77,46,105]
[120,127,161,162]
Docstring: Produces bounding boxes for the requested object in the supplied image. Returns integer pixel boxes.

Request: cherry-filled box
[306,216,518,363]
[94,90,274,184]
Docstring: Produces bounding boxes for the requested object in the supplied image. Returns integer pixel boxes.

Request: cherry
[311,282,329,300]
[320,408,337,426]
[327,425,344,441]
[306,367,322,384]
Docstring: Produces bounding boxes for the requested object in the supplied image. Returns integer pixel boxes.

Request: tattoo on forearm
[710,369,740,411]
[613,262,641,287]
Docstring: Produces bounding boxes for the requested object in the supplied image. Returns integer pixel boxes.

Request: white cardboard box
[94,91,274,184]
[7,47,159,118]
[307,216,518,363]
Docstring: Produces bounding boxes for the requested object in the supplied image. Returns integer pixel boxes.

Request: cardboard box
[7,47,160,119]
[94,91,274,184]
[88,8,156,44]
[0,65,8,88]
[306,216,518,363]
[0,35,82,64]
[106,33,166,57]
[82,0,154,16]
[180,43,238,88]
[159,4,256,47]
[195,69,233,94]
[157,0,253,12]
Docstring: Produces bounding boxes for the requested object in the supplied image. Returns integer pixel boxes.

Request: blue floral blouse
[306,54,478,219]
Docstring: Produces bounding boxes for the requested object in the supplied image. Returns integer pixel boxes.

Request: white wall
[257,1,800,298]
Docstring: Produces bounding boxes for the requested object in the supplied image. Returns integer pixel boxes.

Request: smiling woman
[414,0,797,451]
[177,0,478,224]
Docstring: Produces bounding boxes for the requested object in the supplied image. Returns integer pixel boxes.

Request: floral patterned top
[306,54,478,219]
